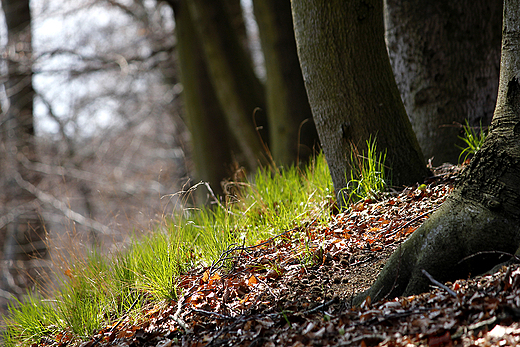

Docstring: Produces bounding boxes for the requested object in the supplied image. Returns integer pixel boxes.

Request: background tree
[385,0,503,165]
[356,0,520,303]
[292,0,429,207]
[252,0,318,166]
[0,0,47,294]
[0,0,186,311]
[169,0,236,197]
[166,0,320,200]
[186,0,268,171]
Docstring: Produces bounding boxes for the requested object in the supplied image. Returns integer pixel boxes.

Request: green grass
[2,154,333,346]
[340,137,389,206]
[457,120,487,163]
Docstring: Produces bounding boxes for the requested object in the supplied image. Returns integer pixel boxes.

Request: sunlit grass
[340,137,389,206]
[2,153,333,346]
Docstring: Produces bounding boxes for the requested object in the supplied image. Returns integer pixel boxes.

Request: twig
[342,334,387,346]
[350,256,375,267]
[387,207,439,237]
[90,295,141,347]
[421,269,457,297]
[207,222,307,277]
[192,308,234,320]
[302,297,338,315]
[256,276,278,301]
[467,316,497,331]
[458,250,519,264]
[170,284,201,334]
[171,293,191,333]
[203,182,239,215]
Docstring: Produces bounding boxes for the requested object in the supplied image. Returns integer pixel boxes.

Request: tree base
[354,190,520,305]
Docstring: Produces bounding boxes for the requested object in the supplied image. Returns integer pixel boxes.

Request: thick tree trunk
[385,0,502,165]
[186,0,268,171]
[252,0,319,166]
[292,0,428,207]
[356,0,520,304]
[171,1,236,198]
[0,0,46,292]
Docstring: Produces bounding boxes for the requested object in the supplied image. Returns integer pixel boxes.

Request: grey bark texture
[292,0,428,207]
[385,0,502,165]
[355,0,520,304]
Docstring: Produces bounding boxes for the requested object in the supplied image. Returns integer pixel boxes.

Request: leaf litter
[36,164,520,347]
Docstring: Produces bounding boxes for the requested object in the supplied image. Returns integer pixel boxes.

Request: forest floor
[50,164,520,347]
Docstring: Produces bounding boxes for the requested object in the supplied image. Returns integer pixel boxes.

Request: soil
[39,164,520,347]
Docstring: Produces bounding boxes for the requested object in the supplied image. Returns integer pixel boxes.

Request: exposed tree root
[354,191,520,305]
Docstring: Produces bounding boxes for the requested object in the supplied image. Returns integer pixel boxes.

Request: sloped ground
[39,165,520,347]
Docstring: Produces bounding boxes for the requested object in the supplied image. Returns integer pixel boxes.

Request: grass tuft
[457,120,487,163]
[340,137,388,206]
[2,153,333,346]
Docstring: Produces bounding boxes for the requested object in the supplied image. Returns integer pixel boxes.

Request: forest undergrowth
[2,154,334,346]
[6,128,519,347]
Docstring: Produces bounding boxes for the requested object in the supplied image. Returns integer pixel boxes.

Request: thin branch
[0,201,36,230]
[192,308,234,320]
[35,93,75,154]
[18,154,161,196]
[302,297,338,315]
[90,294,141,347]
[171,292,191,333]
[458,250,520,264]
[13,171,116,235]
[387,207,439,237]
[421,269,458,298]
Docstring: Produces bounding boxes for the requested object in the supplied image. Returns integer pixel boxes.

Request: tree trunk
[170,0,236,198]
[292,0,428,207]
[223,0,249,61]
[0,0,46,292]
[252,0,319,166]
[355,0,520,304]
[385,0,502,165]
[186,0,268,171]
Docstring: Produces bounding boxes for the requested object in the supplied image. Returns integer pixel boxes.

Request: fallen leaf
[202,270,210,283]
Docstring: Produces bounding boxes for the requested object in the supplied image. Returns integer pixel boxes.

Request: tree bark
[0,0,46,292]
[356,0,520,304]
[385,0,502,165]
[170,0,236,198]
[223,0,250,61]
[252,0,319,166]
[292,0,428,207]
[186,0,268,171]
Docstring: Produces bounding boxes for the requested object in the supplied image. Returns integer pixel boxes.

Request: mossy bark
[385,0,502,165]
[355,0,520,304]
[292,0,428,207]
[253,0,319,166]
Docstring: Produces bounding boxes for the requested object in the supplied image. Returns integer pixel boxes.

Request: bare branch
[13,171,116,235]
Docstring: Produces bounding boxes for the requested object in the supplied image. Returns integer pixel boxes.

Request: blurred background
[0,0,266,313]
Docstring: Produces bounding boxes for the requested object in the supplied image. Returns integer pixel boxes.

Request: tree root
[354,191,520,305]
